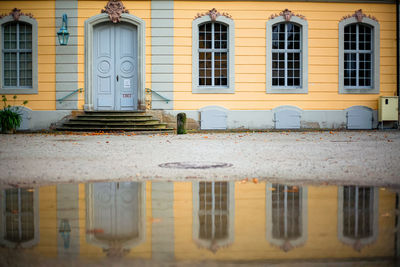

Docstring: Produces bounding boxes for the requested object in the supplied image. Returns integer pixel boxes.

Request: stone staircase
[57,111,174,132]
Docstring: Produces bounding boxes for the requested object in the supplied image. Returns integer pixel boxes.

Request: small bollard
[177,113,187,134]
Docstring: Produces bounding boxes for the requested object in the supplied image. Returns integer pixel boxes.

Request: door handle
[116,75,119,82]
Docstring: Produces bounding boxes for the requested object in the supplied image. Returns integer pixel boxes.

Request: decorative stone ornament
[101,0,129,23]
[340,9,378,23]
[0,8,34,20]
[194,8,232,21]
[268,9,306,21]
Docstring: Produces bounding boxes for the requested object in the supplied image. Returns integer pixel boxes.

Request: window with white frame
[339,12,379,94]
[0,11,38,94]
[272,23,302,88]
[266,12,308,94]
[192,11,234,94]
[198,22,228,87]
[3,22,33,88]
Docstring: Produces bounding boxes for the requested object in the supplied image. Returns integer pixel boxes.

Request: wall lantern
[59,218,71,249]
[57,14,69,45]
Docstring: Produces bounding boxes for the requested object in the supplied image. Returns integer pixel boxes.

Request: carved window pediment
[340,9,378,23]
[268,9,306,22]
[101,0,129,23]
[194,8,232,21]
[0,8,34,20]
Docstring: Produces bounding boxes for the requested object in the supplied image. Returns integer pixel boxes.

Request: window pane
[4,22,18,49]
[4,52,18,86]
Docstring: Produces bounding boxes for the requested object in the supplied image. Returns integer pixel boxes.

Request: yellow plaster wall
[173,1,397,111]
[35,186,57,257]
[174,182,396,261]
[77,1,152,110]
[78,182,152,259]
[1,1,56,110]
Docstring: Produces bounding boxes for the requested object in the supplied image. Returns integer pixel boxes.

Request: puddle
[0,181,398,266]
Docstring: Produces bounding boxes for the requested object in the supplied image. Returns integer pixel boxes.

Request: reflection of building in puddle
[0,188,39,248]
[86,182,146,257]
[266,184,308,252]
[338,186,378,251]
[192,182,234,253]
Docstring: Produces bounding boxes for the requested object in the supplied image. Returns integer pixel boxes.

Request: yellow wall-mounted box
[378,96,398,122]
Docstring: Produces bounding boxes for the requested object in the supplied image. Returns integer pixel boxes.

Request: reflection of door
[93,22,138,110]
[92,182,139,241]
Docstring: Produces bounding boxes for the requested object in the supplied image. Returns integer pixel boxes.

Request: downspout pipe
[397,0,399,97]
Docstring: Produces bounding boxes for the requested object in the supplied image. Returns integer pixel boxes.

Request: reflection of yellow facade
[0,182,396,261]
[174,182,395,260]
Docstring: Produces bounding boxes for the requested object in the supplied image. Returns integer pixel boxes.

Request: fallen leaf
[240,178,249,184]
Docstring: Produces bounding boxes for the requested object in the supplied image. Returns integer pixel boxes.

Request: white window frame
[0,14,38,94]
[192,15,235,94]
[266,16,308,94]
[339,17,379,94]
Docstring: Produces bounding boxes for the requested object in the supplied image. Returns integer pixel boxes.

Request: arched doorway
[84,13,145,111]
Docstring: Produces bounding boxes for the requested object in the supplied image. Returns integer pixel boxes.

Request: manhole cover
[158,162,233,169]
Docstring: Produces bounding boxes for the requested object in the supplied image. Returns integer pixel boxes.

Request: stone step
[56,127,174,132]
[76,115,153,119]
[58,111,173,133]
[69,118,160,124]
[64,121,168,128]
[84,111,146,115]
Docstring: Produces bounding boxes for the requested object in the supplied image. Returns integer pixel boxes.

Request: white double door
[93,22,138,110]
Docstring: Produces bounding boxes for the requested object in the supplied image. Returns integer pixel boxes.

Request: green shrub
[0,95,28,133]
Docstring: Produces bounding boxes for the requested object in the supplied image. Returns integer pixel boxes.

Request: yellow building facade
[0,0,398,130]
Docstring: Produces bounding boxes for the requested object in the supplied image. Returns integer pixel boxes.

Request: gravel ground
[0,130,399,188]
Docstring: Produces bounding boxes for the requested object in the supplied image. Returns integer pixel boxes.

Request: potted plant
[0,95,28,134]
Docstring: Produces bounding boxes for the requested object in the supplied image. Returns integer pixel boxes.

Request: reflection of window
[0,11,38,94]
[266,184,307,252]
[0,188,39,248]
[272,184,301,240]
[193,182,234,253]
[192,12,235,94]
[199,182,228,241]
[338,186,378,251]
[5,188,34,242]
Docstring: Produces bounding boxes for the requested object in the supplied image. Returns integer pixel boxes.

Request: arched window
[192,9,235,94]
[0,9,38,94]
[266,184,308,252]
[339,10,379,94]
[338,186,378,251]
[192,181,235,253]
[266,10,308,94]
